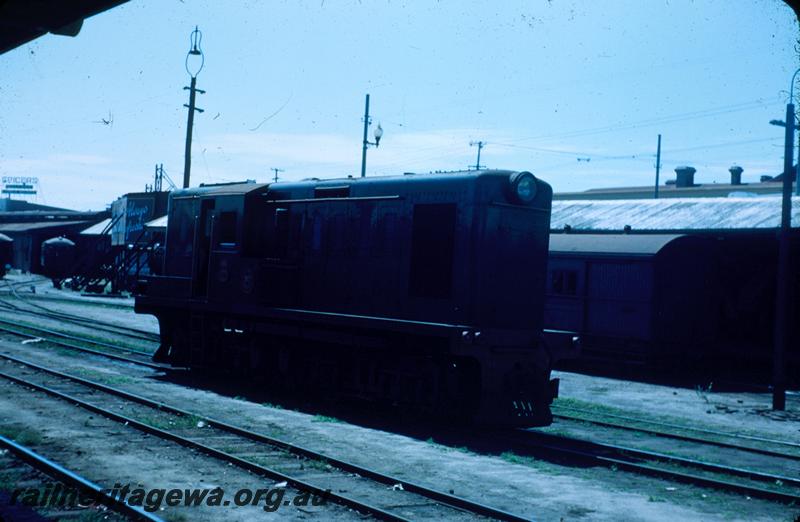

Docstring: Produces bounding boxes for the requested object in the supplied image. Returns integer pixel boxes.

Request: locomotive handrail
[263,194,403,204]
[489,201,549,212]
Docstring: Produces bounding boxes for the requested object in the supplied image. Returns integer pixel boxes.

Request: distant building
[551,196,800,234]
[554,165,795,200]
[0,198,107,272]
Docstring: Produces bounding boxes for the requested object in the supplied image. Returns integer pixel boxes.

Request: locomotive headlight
[509,171,538,204]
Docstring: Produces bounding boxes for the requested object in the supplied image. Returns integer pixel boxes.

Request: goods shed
[0,219,92,273]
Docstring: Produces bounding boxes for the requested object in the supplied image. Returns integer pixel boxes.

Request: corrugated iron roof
[0,221,90,232]
[80,217,112,235]
[553,181,788,200]
[549,234,688,255]
[551,197,800,231]
[145,215,167,228]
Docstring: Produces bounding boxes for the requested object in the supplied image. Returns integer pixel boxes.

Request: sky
[0,0,798,210]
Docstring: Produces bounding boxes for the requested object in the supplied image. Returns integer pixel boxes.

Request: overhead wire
[493,97,783,144]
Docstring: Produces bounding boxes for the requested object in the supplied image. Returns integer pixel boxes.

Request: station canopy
[80,217,112,236]
[144,215,168,229]
[0,0,128,54]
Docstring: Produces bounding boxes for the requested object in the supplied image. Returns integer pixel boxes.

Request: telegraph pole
[154,163,164,192]
[654,134,662,199]
[769,68,800,411]
[271,168,284,183]
[470,141,485,170]
[182,26,205,189]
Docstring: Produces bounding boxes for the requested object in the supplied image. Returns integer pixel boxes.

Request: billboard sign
[1,176,38,195]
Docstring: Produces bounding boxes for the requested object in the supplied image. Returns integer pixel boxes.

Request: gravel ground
[554,370,800,441]
[0,379,362,521]
[0,275,798,521]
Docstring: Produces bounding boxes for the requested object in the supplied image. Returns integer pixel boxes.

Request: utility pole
[359,94,382,178]
[771,99,795,411]
[654,134,662,199]
[182,26,205,189]
[767,67,800,411]
[470,141,485,170]
[154,163,164,192]
[271,168,284,183]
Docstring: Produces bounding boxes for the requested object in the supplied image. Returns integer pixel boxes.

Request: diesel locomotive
[135,170,565,426]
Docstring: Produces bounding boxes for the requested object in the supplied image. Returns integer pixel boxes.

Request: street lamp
[182,26,206,189]
[769,66,800,411]
[185,26,204,78]
[360,94,383,178]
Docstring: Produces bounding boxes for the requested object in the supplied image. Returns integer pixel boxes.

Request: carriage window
[409,203,456,299]
[217,211,237,247]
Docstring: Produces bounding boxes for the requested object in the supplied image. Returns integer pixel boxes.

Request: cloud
[1,153,113,172]
[0,152,143,210]
[51,154,112,165]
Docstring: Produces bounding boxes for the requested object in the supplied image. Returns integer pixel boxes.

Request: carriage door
[192,199,216,298]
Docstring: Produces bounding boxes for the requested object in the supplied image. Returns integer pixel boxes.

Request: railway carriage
[40,236,76,289]
[135,170,567,426]
[545,233,800,382]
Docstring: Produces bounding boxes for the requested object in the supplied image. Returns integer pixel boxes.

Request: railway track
[0,275,49,292]
[2,294,797,511]
[0,434,162,521]
[0,352,531,521]
[0,319,163,370]
[552,403,800,460]
[502,428,800,505]
[1,274,137,307]
[0,282,159,343]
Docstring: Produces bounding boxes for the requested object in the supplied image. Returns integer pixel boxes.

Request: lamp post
[182,26,205,189]
[360,94,383,178]
[770,66,800,411]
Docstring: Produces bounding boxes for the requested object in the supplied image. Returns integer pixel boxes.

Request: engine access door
[192,198,215,298]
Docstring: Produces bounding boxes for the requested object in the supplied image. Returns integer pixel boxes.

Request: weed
[695,382,713,404]
[71,368,133,386]
[140,414,199,430]
[163,512,189,522]
[311,415,340,423]
[0,471,17,492]
[0,426,43,446]
[305,458,332,472]
[500,450,525,464]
